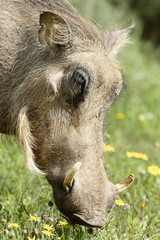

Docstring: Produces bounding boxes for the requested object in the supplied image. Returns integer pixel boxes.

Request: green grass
[1,2,160,239]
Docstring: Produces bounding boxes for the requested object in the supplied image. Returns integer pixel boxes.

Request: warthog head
[14,4,134,227]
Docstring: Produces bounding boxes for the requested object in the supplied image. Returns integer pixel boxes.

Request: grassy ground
[0,2,160,240]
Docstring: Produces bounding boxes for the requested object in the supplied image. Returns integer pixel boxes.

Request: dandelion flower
[27,237,36,240]
[57,221,68,226]
[148,165,160,176]
[104,144,115,152]
[117,113,125,120]
[41,230,55,237]
[28,215,41,222]
[8,223,20,228]
[126,151,148,161]
[27,237,39,240]
[115,199,125,207]
[57,221,74,229]
[141,203,146,208]
[43,224,53,231]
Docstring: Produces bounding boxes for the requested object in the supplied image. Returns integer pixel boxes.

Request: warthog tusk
[116,174,135,193]
[63,162,82,193]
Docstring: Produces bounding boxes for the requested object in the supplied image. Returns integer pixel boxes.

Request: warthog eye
[72,67,89,96]
[61,67,91,107]
[73,69,86,86]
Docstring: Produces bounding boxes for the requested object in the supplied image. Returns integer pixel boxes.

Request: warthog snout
[48,162,134,227]
[69,213,107,228]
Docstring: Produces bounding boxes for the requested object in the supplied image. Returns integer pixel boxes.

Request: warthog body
[0,0,134,227]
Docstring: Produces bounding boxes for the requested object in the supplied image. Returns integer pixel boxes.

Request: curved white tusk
[116,174,135,193]
[63,162,82,193]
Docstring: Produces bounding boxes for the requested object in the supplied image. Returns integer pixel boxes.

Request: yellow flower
[41,230,55,237]
[148,165,160,176]
[103,144,115,152]
[115,199,125,207]
[43,224,53,231]
[27,237,39,240]
[28,215,41,222]
[57,221,74,229]
[117,113,125,120]
[141,203,146,208]
[27,237,36,240]
[8,223,20,228]
[57,221,68,226]
[126,151,148,161]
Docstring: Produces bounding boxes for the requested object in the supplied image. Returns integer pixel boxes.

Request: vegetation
[0,0,160,239]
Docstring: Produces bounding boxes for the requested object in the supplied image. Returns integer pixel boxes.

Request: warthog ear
[39,11,72,51]
[105,24,135,59]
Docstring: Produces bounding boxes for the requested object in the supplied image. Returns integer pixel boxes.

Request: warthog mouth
[68,212,106,228]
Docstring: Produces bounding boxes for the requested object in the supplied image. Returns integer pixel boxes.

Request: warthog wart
[0,0,134,227]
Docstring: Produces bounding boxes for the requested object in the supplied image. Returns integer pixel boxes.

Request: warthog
[0,0,134,227]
